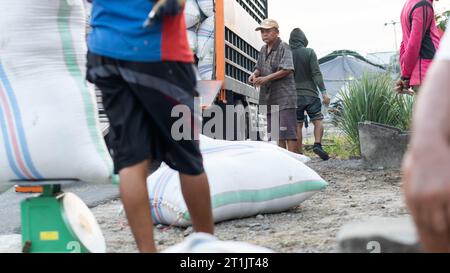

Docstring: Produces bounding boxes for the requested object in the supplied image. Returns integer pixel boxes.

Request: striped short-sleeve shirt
[256,38,297,112]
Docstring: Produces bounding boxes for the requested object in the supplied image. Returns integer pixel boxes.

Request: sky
[269,0,450,58]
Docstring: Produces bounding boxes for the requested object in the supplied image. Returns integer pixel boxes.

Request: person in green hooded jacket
[289,28,330,160]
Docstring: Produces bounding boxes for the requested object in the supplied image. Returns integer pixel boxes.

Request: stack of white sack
[187,28,198,56]
[147,135,327,227]
[197,0,214,17]
[184,0,201,55]
[184,0,202,29]
[0,0,114,184]
[197,15,215,80]
[184,0,215,80]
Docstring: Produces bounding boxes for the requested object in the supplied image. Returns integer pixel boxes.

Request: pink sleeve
[401,6,433,79]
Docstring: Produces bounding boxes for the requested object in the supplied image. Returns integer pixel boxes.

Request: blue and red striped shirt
[88,0,193,63]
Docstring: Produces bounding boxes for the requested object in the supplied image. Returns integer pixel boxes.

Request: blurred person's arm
[253,69,292,87]
[249,69,261,84]
[402,59,450,252]
[309,50,329,105]
[143,0,186,27]
[250,49,264,85]
[156,0,186,15]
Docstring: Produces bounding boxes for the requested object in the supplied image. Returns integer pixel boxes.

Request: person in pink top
[403,20,450,252]
[395,0,441,95]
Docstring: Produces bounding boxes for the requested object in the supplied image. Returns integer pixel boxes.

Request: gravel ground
[92,158,409,253]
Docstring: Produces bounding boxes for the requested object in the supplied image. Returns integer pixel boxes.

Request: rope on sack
[116,199,186,232]
[150,197,186,232]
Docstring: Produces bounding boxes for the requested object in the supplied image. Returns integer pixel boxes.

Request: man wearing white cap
[249,19,297,152]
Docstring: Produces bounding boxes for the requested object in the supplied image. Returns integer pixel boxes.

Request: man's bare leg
[312,120,324,144]
[119,159,156,253]
[287,140,297,153]
[311,119,330,160]
[180,173,214,234]
[296,122,304,154]
[278,140,287,149]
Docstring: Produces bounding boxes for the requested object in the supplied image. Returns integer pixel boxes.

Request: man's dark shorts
[86,52,204,175]
[297,95,324,123]
[267,109,297,141]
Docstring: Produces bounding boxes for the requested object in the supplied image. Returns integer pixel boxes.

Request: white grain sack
[0,0,114,184]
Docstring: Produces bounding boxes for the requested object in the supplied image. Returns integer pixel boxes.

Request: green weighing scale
[13,179,106,253]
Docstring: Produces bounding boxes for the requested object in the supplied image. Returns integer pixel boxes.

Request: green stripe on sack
[183,179,328,221]
[57,1,113,181]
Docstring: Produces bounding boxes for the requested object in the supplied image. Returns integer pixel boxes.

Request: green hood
[289,28,308,49]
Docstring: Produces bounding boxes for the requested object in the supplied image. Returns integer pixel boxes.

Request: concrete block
[337,217,421,253]
[358,121,409,169]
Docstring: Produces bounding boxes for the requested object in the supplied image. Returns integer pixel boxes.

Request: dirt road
[92,158,408,253]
